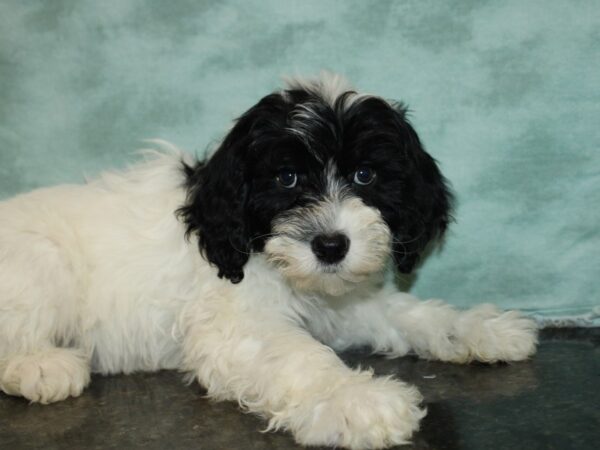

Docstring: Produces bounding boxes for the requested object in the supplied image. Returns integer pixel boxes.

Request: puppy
[0,73,537,449]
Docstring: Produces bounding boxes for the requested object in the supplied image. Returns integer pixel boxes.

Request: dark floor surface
[1,328,599,450]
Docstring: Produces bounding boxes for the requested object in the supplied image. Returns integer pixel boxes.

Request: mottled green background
[1,0,598,324]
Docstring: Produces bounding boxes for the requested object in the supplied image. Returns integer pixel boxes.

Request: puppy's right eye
[276,169,297,188]
[353,167,376,185]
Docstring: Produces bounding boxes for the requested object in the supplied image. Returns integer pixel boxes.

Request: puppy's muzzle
[311,233,350,264]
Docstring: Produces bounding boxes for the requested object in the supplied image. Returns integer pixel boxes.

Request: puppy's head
[179,73,453,294]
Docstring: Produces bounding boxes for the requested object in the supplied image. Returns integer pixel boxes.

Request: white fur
[284,71,375,114]
[0,146,537,449]
[284,70,355,108]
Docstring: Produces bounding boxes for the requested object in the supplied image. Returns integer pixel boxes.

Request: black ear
[178,93,291,283]
[178,116,255,283]
[392,110,454,274]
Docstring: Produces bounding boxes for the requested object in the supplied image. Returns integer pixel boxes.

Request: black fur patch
[178,86,453,283]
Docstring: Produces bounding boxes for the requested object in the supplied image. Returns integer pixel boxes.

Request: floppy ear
[392,110,454,274]
[178,116,254,284]
[179,93,292,283]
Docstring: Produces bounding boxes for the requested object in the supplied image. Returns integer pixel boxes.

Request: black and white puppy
[0,73,537,449]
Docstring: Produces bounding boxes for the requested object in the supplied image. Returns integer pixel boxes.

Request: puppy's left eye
[353,167,376,185]
[276,169,298,188]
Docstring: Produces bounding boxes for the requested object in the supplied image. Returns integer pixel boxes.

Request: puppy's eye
[353,167,376,185]
[276,169,298,188]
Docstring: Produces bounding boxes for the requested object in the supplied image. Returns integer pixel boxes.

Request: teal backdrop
[1,1,598,325]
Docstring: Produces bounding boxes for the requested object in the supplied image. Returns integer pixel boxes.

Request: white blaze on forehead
[324,160,348,200]
[282,71,378,111]
[283,71,355,108]
[286,103,330,164]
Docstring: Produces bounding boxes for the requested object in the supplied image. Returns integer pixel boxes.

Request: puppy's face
[179,75,452,295]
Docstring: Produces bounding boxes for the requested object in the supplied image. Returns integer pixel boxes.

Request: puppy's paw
[456,304,538,363]
[293,376,425,449]
[0,349,90,404]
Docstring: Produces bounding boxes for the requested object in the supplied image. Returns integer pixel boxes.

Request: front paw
[292,376,425,449]
[456,305,539,363]
[0,350,90,404]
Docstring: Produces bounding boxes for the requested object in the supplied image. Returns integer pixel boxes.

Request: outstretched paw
[455,305,538,363]
[292,376,425,449]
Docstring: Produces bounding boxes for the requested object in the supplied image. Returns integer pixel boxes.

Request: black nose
[311,233,350,264]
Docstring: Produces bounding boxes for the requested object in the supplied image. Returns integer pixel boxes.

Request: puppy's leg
[365,293,538,364]
[180,300,425,449]
[0,233,90,403]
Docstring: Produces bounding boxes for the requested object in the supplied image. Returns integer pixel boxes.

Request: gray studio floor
[1,328,598,450]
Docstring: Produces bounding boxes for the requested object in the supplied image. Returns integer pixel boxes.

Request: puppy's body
[0,151,394,373]
[0,74,537,449]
